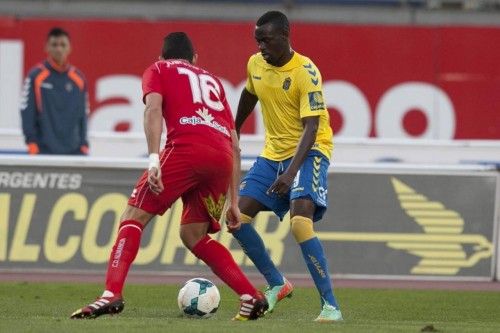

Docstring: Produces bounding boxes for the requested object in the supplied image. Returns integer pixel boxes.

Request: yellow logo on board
[315,178,493,275]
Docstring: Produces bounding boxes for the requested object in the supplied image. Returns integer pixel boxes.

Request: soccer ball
[177,278,220,318]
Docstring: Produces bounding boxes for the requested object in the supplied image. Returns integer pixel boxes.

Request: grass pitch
[0,281,499,333]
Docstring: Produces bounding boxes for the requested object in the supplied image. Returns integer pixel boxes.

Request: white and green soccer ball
[177,278,220,318]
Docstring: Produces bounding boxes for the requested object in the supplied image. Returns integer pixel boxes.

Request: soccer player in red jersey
[70,32,267,321]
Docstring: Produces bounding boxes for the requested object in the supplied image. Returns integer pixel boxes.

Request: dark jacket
[20,60,89,154]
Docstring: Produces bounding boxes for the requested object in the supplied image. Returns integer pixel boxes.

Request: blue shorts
[239,150,329,222]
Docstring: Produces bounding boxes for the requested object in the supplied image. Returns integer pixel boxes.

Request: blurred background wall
[0,0,499,162]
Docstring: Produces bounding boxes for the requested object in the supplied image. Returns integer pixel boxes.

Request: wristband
[148,153,160,171]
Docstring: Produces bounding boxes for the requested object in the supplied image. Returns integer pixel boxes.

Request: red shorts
[128,142,232,233]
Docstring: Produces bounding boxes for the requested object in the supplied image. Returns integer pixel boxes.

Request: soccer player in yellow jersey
[232,11,342,322]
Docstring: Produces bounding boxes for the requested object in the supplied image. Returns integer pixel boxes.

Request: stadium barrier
[2,129,500,165]
[1,155,498,281]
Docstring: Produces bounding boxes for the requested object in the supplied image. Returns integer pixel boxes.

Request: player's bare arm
[267,116,319,196]
[226,129,242,233]
[144,92,164,195]
[235,88,258,136]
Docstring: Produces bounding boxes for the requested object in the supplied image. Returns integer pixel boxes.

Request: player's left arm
[267,116,318,196]
[79,87,90,155]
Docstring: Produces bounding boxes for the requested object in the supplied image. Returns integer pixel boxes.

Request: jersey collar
[46,58,70,73]
[261,51,301,72]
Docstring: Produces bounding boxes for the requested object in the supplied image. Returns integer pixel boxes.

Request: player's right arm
[142,63,164,194]
[226,129,242,233]
[235,89,258,136]
[20,70,39,154]
[217,84,242,232]
[235,56,259,136]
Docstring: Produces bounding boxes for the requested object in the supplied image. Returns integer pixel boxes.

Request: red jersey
[142,60,235,153]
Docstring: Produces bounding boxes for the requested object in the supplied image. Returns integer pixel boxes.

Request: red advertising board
[0,17,499,139]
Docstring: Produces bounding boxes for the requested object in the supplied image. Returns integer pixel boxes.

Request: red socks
[105,220,144,295]
[104,222,256,298]
[191,235,257,297]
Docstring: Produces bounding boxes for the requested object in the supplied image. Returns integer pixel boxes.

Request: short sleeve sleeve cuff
[142,63,163,103]
[245,56,256,95]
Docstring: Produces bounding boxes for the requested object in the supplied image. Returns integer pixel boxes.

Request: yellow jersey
[245,51,333,161]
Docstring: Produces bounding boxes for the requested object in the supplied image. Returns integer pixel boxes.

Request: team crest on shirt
[282,77,291,91]
[65,82,73,92]
[308,91,325,111]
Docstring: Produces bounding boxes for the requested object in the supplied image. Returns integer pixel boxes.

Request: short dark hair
[161,32,194,62]
[47,27,70,40]
[256,11,289,33]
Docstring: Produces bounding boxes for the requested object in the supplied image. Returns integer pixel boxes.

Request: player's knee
[180,230,200,250]
[240,213,253,224]
[180,223,207,250]
[290,216,315,243]
[120,205,151,226]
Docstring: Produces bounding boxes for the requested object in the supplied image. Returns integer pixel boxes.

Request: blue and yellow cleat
[264,278,294,313]
[314,303,343,323]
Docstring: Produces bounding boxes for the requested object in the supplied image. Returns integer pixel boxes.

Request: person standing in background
[20,27,89,155]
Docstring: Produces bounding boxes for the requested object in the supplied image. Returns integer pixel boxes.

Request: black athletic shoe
[232,291,269,321]
[70,295,124,319]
